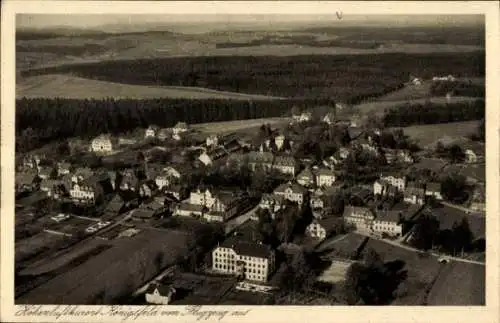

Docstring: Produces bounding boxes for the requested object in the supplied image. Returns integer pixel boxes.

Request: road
[441,201,485,217]
[356,231,485,266]
[224,204,260,235]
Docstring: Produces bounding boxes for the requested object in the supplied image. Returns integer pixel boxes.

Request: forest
[19,52,485,102]
[382,99,485,127]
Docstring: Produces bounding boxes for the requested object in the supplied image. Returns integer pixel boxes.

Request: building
[292,111,312,123]
[306,217,340,241]
[57,162,72,176]
[198,151,214,166]
[296,167,315,188]
[322,112,336,125]
[432,75,456,82]
[380,173,406,191]
[90,134,117,153]
[145,283,176,305]
[372,210,403,237]
[343,206,375,232]
[172,122,189,137]
[40,179,66,199]
[247,152,274,172]
[206,134,219,148]
[37,166,53,180]
[425,182,442,200]
[163,185,188,201]
[212,238,276,282]
[274,182,307,205]
[315,167,336,187]
[71,167,94,184]
[310,189,327,210]
[145,125,160,138]
[174,203,206,217]
[120,169,140,191]
[204,191,240,222]
[403,187,426,205]
[139,181,157,198]
[469,186,485,212]
[69,179,104,204]
[272,156,298,176]
[259,194,286,214]
[274,135,286,151]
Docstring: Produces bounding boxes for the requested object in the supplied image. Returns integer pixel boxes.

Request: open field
[362,238,443,305]
[427,261,485,305]
[396,121,481,148]
[376,82,433,102]
[316,232,368,259]
[17,74,284,100]
[355,96,481,116]
[430,205,485,238]
[192,117,291,135]
[15,232,68,265]
[16,228,194,304]
[317,260,354,284]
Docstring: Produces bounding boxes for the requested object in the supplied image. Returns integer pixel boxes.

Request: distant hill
[16,74,285,100]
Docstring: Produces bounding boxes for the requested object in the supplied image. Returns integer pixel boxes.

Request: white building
[206,135,219,148]
[274,135,286,151]
[372,211,403,237]
[380,173,406,191]
[145,283,176,305]
[274,182,307,205]
[343,206,375,232]
[315,168,336,187]
[145,125,160,138]
[172,122,189,137]
[69,181,103,204]
[212,239,276,282]
[90,135,116,154]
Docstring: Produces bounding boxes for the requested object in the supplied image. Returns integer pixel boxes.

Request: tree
[451,217,474,255]
[410,213,440,251]
[448,144,465,163]
[441,174,468,203]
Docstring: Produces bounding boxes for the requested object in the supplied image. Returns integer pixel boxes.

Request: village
[14,96,486,305]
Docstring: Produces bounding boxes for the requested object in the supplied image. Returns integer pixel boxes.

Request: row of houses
[374,173,443,205]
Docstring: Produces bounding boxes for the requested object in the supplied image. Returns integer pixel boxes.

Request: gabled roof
[273,155,297,167]
[247,151,274,163]
[374,209,403,224]
[274,182,307,195]
[220,238,272,259]
[343,205,372,218]
[297,167,314,179]
[314,167,336,177]
[261,193,285,204]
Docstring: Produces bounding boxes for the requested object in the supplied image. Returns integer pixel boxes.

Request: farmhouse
[274,182,307,205]
[204,191,240,222]
[212,237,276,282]
[462,142,485,164]
[90,134,117,153]
[293,111,313,123]
[145,283,176,305]
[343,206,375,232]
[163,185,188,201]
[37,166,53,180]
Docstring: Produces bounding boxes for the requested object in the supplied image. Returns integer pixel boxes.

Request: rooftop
[220,237,272,259]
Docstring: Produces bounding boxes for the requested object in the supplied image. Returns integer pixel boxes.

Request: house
[15,171,40,192]
[259,194,286,214]
[403,187,426,205]
[274,182,307,205]
[462,142,485,164]
[310,189,327,210]
[380,173,406,191]
[372,210,403,237]
[469,186,485,212]
[294,112,312,123]
[204,191,241,222]
[57,162,72,176]
[198,151,213,166]
[120,169,140,191]
[425,182,442,200]
[40,179,66,199]
[322,112,336,125]
[306,217,340,241]
[296,167,315,188]
[172,122,189,137]
[90,134,117,154]
[163,185,188,201]
[37,166,53,180]
[145,283,176,305]
[155,166,188,189]
[174,203,206,217]
[373,179,391,196]
[69,178,104,205]
[315,168,336,187]
[206,134,219,148]
[212,237,276,282]
[247,152,274,172]
[199,147,227,166]
[411,77,422,86]
[343,206,375,232]
[274,134,287,151]
[145,125,160,138]
[272,156,298,176]
[139,181,157,198]
[22,155,41,169]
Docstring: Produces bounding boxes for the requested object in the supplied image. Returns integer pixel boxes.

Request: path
[441,201,485,217]
[356,231,485,266]
[132,265,178,296]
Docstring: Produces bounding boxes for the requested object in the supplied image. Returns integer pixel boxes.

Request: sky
[17,14,484,31]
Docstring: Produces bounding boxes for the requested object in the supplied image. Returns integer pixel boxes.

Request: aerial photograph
[14,13,485,306]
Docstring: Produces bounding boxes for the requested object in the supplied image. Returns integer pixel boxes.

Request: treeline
[216,37,381,50]
[382,99,485,127]
[20,52,484,100]
[15,97,328,153]
[430,80,485,97]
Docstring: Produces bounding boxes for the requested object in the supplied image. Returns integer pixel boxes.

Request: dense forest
[15,97,332,153]
[20,52,485,101]
[382,99,485,127]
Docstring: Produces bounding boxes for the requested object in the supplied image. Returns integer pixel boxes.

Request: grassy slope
[16,74,284,100]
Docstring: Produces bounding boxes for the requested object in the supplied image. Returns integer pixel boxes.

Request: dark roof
[274,182,307,195]
[274,155,297,167]
[177,203,205,213]
[146,282,174,296]
[426,182,441,192]
[297,167,314,179]
[374,210,403,224]
[220,238,272,259]
[317,217,341,232]
[348,127,363,140]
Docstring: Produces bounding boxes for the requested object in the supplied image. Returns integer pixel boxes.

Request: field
[430,205,485,238]
[192,117,291,135]
[427,261,485,305]
[17,74,284,100]
[355,96,481,116]
[15,232,68,265]
[316,233,368,259]
[16,228,194,304]
[396,120,481,148]
[316,260,354,284]
[362,238,443,305]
